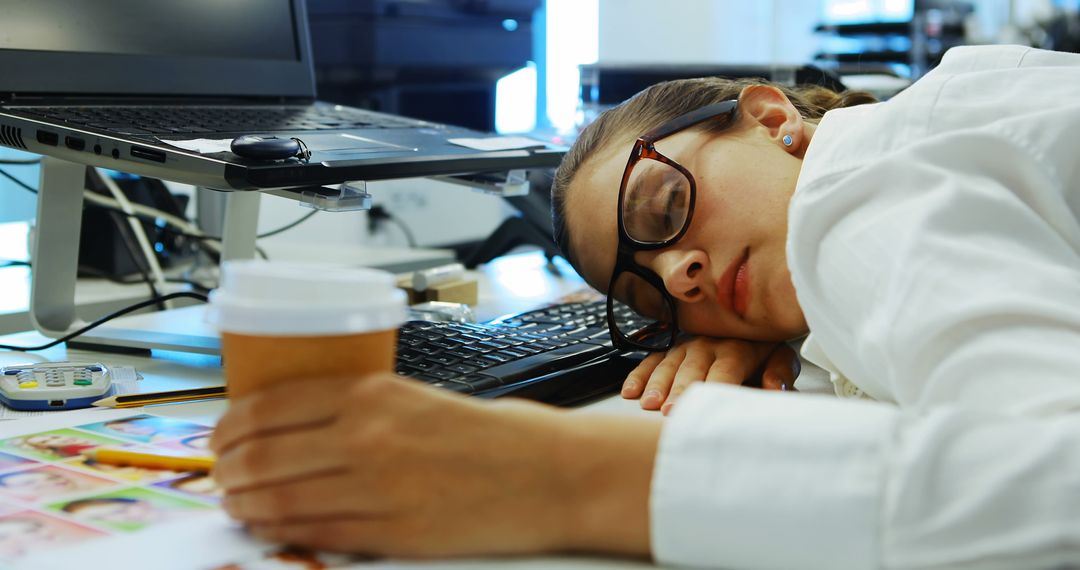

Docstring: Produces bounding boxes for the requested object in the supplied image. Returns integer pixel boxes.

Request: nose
[644,249,711,304]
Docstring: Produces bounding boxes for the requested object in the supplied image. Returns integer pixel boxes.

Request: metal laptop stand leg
[29,156,257,354]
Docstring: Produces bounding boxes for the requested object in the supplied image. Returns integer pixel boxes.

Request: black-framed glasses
[606,99,739,351]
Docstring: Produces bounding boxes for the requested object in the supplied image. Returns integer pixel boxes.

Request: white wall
[598,0,820,65]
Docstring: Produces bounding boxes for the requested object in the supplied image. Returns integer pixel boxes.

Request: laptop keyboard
[13,105,420,137]
[398,300,648,404]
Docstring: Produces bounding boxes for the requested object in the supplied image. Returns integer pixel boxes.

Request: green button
[73,379,92,386]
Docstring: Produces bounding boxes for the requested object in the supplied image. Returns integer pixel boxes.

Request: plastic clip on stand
[266,180,373,212]
[432,169,530,197]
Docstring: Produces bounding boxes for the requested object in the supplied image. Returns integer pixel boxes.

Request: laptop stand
[30,156,258,354]
[27,157,533,355]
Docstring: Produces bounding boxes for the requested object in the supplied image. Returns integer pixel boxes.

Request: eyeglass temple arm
[641,100,738,142]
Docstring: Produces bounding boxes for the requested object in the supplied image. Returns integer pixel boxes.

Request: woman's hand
[210,373,660,559]
[621,338,800,414]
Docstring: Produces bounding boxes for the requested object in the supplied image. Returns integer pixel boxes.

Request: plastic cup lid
[206,260,407,336]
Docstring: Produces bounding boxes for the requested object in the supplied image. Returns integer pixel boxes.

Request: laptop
[0,0,565,191]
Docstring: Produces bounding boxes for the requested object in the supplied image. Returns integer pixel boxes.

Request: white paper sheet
[158,138,234,154]
[447,136,549,151]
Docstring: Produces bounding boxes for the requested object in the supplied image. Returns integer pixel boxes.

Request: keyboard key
[456,374,503,391]
[446,363,479,375]
[396,348,426,362]
[415,369,459,381]
[425,355,460,367]
[424,379,474,394]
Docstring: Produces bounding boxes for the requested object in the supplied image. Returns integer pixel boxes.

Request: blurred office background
[2,0,1078,271]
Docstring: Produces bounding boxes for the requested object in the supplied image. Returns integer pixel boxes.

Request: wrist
[553,411,663,557]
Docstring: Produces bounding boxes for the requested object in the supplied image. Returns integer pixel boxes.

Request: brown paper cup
[207,261,407,399]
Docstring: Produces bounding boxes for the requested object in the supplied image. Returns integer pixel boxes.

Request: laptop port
[37,130,59,146]
[130,146,165,163]
[64,136,85,151]
[48,400,65,407]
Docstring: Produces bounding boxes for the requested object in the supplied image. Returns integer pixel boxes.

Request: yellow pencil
[92,385,228,408]
[83,447,216,472]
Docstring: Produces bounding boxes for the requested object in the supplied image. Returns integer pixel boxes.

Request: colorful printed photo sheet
[0,412,217,566]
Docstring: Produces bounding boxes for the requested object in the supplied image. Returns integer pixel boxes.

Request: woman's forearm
[548,407,663,557]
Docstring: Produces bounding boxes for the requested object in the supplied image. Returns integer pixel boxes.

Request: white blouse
[650,45,1080,570]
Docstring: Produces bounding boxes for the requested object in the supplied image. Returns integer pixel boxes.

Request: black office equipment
[0,0,563,191]
[307,0,541,132]
[463,169,560,268]
[230,135,309,162]
[398,300,645,406]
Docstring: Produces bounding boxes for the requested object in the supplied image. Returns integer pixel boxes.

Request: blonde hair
[550,77,876,270]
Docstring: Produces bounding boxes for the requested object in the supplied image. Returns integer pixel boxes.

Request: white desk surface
[0,250,830,569]
[0,250,664,569]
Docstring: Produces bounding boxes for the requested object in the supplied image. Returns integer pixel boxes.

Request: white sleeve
[651,116,1080,568]
[651,385,1080,570]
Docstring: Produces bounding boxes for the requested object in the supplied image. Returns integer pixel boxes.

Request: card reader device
[0,362,114,411]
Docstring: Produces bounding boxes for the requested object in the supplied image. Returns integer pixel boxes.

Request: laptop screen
[1,0,299,61]
[0,0,315,99]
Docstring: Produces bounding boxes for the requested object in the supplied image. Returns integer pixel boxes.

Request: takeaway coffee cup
[207,260,407,399]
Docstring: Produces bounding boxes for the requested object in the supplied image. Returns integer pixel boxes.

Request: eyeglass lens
[622,157,692,244]
[609,271,675,349]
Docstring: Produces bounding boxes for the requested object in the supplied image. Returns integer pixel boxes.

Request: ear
[737,85,806,155]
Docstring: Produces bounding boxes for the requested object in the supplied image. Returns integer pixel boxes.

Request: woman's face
[0,471,74,497]
[566,97,810,341]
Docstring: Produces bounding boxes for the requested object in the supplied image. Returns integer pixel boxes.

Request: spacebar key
[481,344,610,384]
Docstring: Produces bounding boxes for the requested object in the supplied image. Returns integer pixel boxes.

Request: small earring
[782,134,793,147]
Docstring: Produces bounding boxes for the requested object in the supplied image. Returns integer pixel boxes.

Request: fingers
[211,376,355,455]
[214,425,347,492]
[761,344,800,392]
[223,472,385,523]
[247,519,377,555]
[637,349,686,410]
[703,346,767,386]
[622,353,663,399]
[662,348,716,414]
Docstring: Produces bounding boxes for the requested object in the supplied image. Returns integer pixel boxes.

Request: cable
[0,168,37,194]
[93,169,171,309]
[77,266,215,295]
[0,291,208,352]
[0,260,30,268]
[0,158,40,165]
[368,205,418,248]
[102,206,167,311]
[81,191,223,257]
[0,166,224,256]
[385,216,418,248]
[3,166,301,263]
[256,209,318,239]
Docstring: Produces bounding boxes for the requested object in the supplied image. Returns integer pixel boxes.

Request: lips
[717,248,750,318]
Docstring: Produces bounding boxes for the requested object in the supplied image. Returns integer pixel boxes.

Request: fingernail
[661,402,674,415]
[622,381,638,395]
[642,390,661,406]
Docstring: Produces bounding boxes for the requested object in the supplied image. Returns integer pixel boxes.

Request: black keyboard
[12,105,420,137]
[396,300,647,406]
